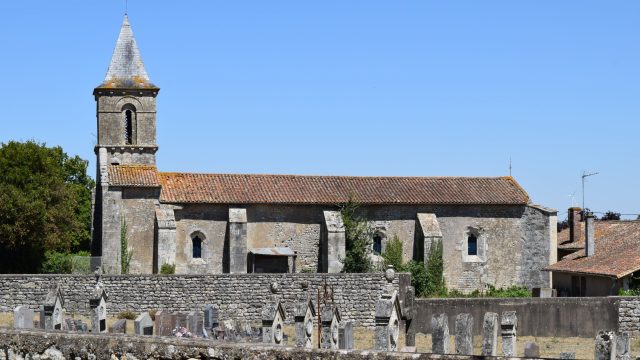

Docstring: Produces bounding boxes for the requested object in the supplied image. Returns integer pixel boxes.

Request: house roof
[547,220,640,278]
[97,15,156,89]
[107,165,530,205]
[157,172,529,205]
[108,165,160,187]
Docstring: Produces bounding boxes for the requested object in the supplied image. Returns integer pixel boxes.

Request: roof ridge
[157,171,511,180]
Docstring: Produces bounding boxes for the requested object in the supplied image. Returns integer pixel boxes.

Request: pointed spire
[99,15,155,89]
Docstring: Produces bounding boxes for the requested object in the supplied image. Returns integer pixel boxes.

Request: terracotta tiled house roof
[108,165,160,187]
[107,165,529,205]
[547,220,640,278]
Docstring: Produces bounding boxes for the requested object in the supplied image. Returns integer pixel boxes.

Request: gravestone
[342,322,354,350]
[135,312,153,336]
[401,285,416,348]
[524,342,540,358]
[595,330,616,360]
[110,319,127,334]
[204,305,219,332]
[65,318,76,332]
[455,313,473,355]
[13,306,34,329]
[431,313,449,355]
[187,311,204,337]
[616,332,630,360]
[374,290,402,351]
[320,304,341,350]
[41,285,65,331]
[262,300,286,345]
[481,312,499,356]
[501,311,517,357]
[155,310,174,336]
[89,286,108,333]
[294,298,315,348]
[174,312,188,329]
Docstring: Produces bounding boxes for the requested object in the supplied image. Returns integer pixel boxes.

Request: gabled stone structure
[89,287,108,334]
[294,298,316,348]
[320,304,341,350]
[41,285,64,331]
[261,301,286,345]
[374,290,403,351]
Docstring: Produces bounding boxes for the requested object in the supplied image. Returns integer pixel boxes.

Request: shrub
[41,251,72,274]
[381,235,403,271]
[424,240,446,296]
[160,263,175,274]
[117,311,137,320]
[148,309,158,321]
[341,197,373,273]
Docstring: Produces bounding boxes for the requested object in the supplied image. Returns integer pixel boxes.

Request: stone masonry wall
[617,297,640,334]
[0,328,489,360]
[0,273,398,328]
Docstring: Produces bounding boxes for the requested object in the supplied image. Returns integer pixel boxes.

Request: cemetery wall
[411,297,622,337]
[0,328,497,360]
[0,273,397,328]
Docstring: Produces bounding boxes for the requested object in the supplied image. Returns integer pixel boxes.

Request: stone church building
[92,16,557,292]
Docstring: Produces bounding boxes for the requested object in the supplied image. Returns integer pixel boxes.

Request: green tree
[0,141,94,272]
[381,235,404,271]
[341,196,373,273]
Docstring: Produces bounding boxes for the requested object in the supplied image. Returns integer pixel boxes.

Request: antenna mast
[582,171,599,212]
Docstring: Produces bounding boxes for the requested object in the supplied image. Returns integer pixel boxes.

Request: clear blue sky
[1,1,638,220]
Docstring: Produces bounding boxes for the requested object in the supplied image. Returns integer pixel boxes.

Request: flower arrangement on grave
[171,326,195,338]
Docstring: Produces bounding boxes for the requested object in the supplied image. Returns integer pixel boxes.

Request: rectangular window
[467,234,478,256]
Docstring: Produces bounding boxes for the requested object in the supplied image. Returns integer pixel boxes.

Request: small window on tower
[467,234,478,256]
[121,104,136,145]
[192,236,202,259]
[125,110,133,144]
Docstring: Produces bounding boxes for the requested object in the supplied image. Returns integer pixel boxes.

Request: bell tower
[93,15,159,166]
[92,15,159,274]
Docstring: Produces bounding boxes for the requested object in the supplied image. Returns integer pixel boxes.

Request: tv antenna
[509,157,512,177]
[568,191,577,208]
[582,171,599,211]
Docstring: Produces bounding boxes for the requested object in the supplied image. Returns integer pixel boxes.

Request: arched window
[192,236,202,259]
[121,104,136,145]
[467,234,478,256]
[373,234,382,255]
[125,110,133,144]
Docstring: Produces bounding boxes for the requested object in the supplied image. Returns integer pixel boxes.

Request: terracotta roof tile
[108,165,160,187]
[157,173,529,205]
[548,221,640,278]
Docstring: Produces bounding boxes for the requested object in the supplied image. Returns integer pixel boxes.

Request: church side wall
[173,205,228,274]
[246,205,324,272]
[162,203,552,292]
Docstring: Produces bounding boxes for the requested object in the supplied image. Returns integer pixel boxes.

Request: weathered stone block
[481,312,498,356]
[524,342,540,358]
[454,313,473,355]
[501,311,517,357]
[13,306,34,329]
[431,313,449,354]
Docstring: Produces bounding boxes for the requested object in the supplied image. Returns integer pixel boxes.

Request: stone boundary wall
[412,297,624,338]
[617,297,640,334]
[0,328,532,360]
[0,273,398,328]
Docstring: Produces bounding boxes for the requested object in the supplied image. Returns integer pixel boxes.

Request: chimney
[585,212,595,257]
[568,207,582,243]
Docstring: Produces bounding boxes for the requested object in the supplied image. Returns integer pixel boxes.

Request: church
[91,16,557,293]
